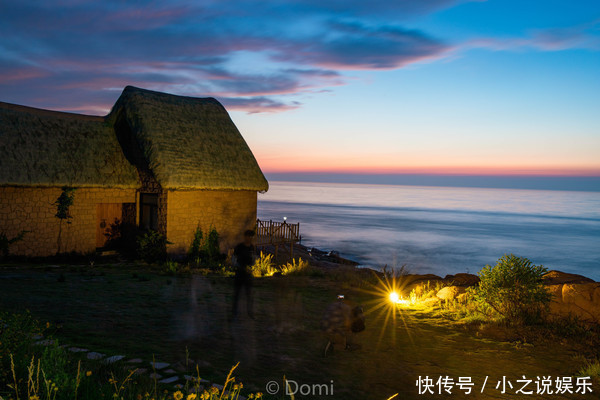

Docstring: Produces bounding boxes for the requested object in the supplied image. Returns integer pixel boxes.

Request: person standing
[232,229,256,319]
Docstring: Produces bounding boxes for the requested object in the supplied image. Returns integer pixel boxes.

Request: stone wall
[165,189,257,255]
[0,186,136,256]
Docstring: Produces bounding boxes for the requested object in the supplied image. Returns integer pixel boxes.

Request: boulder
[546,284,564,302]
[444,273,480,287]
[543,270,594,285]
[436,286,466,301]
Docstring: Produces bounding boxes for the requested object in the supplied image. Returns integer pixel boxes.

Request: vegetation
[187,226,223,270]
[54,187,76,254]
[0,231,28,259]
[251,252,312,277]
[469,254,551,323]
[0,311,262,400]
[136,231,171,263]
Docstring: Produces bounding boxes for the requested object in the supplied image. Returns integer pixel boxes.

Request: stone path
[29,333,242,398]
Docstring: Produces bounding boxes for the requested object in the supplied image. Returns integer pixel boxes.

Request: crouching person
[320,295,365,356]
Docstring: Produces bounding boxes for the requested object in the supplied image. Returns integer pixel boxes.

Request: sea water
[257,181,600,280]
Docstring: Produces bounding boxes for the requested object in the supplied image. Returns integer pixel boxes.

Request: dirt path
[0,266,592,399]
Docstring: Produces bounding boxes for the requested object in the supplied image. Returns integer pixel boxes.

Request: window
[140,193,159,231]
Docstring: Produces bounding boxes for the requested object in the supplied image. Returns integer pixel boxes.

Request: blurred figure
[231,229,256,319]
[320,295,365,356]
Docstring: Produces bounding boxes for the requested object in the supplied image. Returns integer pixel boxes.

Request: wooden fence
[255,219,300,259]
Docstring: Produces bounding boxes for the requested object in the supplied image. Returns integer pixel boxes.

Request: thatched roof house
[0,86,268,256]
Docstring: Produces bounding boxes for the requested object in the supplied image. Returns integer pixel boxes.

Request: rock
[436,286,466,301]
[421,297,440,307]
[149,373,162,379]
[444,273,480,287]
[150,361,170,370]
[546,284,564,302]
[35,339,55,346]
[543,270,594,285]
[104,355,125,364]
[163,369,177,374]
[131,368,147,375]
[159,376,179,384]
[87,352,105,360]
[69,347,89,353]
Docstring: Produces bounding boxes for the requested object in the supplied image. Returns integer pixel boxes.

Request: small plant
[0,230,28,259]
[163,260,180,275]
[469,254,551,324]
[204,226,220,263]
[54,186,76,254]
[252,251,275,277]
[188,225,204,265]
[280,257,310,275]
[578,359,600,381]
[136,230,171,263]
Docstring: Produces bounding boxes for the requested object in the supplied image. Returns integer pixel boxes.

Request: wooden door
[96,203,122,248]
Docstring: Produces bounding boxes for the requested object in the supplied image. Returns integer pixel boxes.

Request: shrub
[252,251,275,277]
[280,257,311,275]
[188,225,204,264]
[204,226,220,262]
[469,254,551,323]
[136,231,171,263]
[0,230,28,258]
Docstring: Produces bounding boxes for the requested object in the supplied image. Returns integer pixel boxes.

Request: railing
[255,219,300,259]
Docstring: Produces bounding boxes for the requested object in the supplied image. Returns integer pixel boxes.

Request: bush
[188,226,204,264]
[0,230,28,258]
[470,254,551,323]
[136,231,171,263]
[252,252,275,277]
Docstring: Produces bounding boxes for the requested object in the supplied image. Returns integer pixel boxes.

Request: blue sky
[1,0,599,178]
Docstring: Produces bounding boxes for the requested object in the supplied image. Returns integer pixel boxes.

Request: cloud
[463,20,600,52]
[0,0,452,113]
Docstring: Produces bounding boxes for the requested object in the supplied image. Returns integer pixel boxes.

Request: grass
[1,262,598,399]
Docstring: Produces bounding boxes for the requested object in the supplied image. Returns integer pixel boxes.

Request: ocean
[257,181,600,280]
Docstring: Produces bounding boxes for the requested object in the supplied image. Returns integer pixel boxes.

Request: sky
[1,0,599,184]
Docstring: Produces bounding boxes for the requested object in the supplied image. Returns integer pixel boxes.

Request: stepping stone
[159,376,179,384]
[69,347,89,353]
[149,373,162,379]
[127,358,143,363]
[184,375,209,383]
[163,369,177,374]
[104,355,125,364]
[131,368,147,376]
[35,339,55,346]
[150,361,170,370]
[87,352,105,360]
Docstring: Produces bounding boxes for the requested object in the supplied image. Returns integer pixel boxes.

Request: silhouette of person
[232,229,256,319]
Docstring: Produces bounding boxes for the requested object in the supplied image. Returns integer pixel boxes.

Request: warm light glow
[389,291,410,306]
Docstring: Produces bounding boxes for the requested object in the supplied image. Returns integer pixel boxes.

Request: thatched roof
[0,102,139,188]
[0,86,269,191]
[107,86,268,191]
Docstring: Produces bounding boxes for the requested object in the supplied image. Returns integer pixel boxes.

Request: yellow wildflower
[186,394,197,400]
[109,378,117,385]
[86,371,92,377]
[173,391,184,400]
[30,396,40,400]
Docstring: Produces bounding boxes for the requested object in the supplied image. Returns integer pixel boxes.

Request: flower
[86,371,92,377]
[29,396,40,400]
[186,395,197,400]
[173,391,184,400]
[109,378,117,385]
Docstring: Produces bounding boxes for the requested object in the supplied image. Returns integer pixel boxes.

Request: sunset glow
[1,1,599,181]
